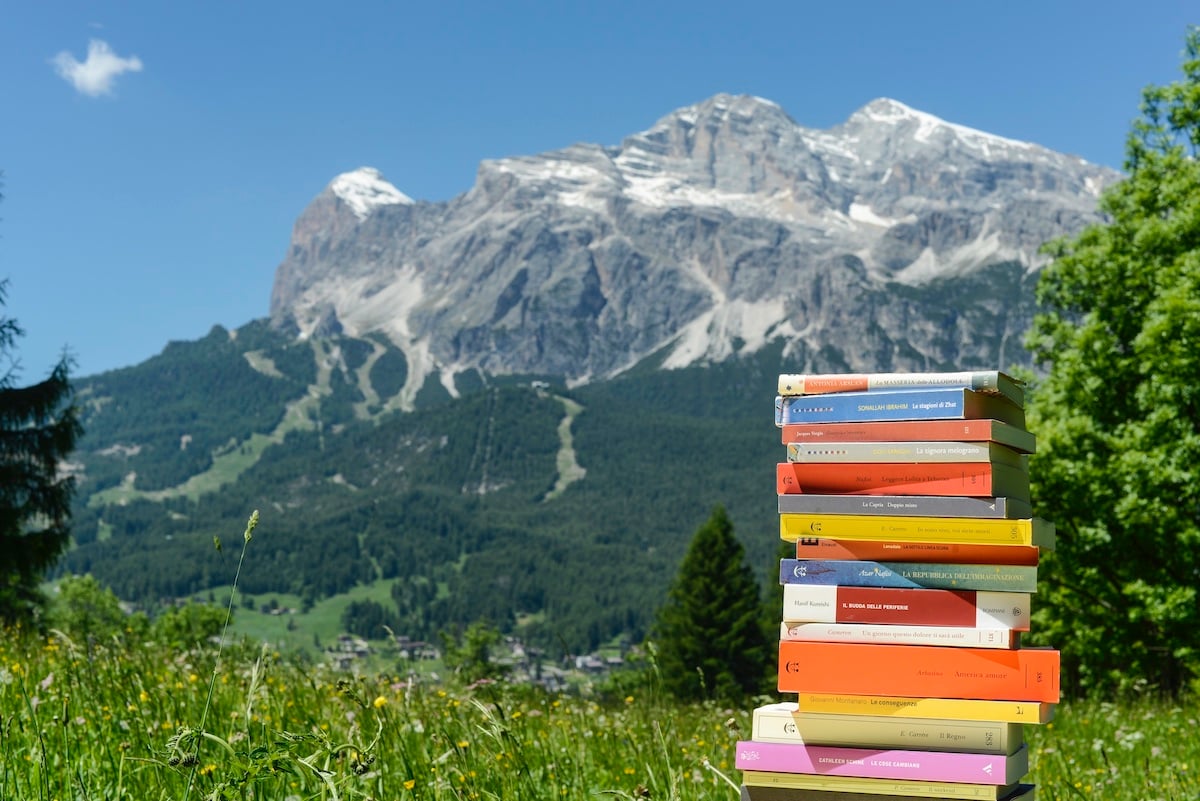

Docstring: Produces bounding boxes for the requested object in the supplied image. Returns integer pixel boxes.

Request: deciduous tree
[1025,27,1200,696]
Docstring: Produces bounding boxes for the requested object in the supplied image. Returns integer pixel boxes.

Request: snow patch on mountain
[857,99,1036,156]
[330,168,413,220]
[662,297,789,368]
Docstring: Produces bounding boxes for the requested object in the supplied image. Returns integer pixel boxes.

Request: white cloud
[52,39,143,97]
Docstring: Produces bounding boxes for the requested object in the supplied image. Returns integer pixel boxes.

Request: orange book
[776,462,1030,501]
[780,419,1035,453]
[778,641,1060,702]
[794,537,1040,566]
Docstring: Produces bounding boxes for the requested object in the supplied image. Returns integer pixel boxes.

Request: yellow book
[795,692,1055,724]
[780,514,1055,549]
[740,770,1020,799]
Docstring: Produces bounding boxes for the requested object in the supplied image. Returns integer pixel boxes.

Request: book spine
[740,776,1036,801]
[780,559,1039,593]
[734,740,1027,785]
[780,621,1018,649]
[779,514,1052,548]
[786,440,1025,468]
[780,585,1031,629]
[780,420,1036,454]
[775,388,1024,427]
[777,371,1020,401]
[794,693,1055,724]
[778,641,1061,702]
[776,461,1030,500]
[793,538,1040,567]
[751,705,1023,755]
[778,493,1034,519]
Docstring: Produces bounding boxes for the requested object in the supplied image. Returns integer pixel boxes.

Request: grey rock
[269,94,1120,402]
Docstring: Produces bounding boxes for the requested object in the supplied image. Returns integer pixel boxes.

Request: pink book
[734,741,1028,785]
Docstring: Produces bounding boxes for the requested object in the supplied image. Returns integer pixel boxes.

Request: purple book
[734,741,1028,785]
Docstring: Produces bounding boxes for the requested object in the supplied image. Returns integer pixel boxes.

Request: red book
[776,462,1030,501]
[794,537,1039,566]
[780,419,1035,453]
[781,584,1031,630]
[778,641,1060,702]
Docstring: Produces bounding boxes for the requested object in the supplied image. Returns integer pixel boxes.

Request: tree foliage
[651,505,772,703]
[0,276,82,625]
[1025,27,1200,696]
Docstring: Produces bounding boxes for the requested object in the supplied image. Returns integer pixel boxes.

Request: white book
[780,620,1019,649]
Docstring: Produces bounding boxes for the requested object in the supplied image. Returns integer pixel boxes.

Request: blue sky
[0,1,1194,379]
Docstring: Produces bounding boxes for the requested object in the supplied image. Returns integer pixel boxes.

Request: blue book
[774,388,1024,428]
[779,558,1038,593]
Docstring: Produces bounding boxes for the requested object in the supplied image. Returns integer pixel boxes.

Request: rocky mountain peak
[269,94,1123,402]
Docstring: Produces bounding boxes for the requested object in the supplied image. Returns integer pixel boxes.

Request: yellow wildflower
[373,695,388,709]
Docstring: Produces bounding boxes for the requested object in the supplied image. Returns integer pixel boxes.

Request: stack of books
[737,371,1059,801]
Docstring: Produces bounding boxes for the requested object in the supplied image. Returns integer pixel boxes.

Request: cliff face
[269,94,1120,402]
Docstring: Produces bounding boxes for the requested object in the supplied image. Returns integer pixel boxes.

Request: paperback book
[780,621,1019,649]
[793,693,1055,724]
[780,584,1031,629]
[734,740,1029,785]
[786,440,1027,468]
[777,371,1026,407]
[780,419,1036,454]
[774,388,1025,428]
[739,782,1036,801]
[777,493,1034,520]
[740,771,1024,800]
[779,514,1054,549]
[776,461,1031,501]
[792,537,1040,567]
[750,703,1024,754]
[778,641,1061,702]
[779,559,1039,593]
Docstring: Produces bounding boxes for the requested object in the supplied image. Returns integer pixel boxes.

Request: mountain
[63,94,1121,655]
[270,94,1119,404]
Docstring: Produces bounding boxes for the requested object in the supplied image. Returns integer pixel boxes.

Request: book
[778,642,1061,702]
[780,514,1055,549]
[778,493,1034,520]
[776,462,1031,501]
[779,559,1039,593]
[735,740,1028,784]
[774,388,1025,428]
[739,782,1036,801]
[780,585,1031,629]
[751,702,1024,755]
[786,440,1027,469]
[741,771,1023,800]
[793,538,1040,567]
[794,692,1055,724]
[781,420,1035,454]
[780,621,1019,649]
[777,371,1026,408]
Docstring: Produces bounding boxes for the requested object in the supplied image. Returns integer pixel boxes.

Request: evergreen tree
[0,279,80,625]
[1025,27,1200,696]
[652,505,771,703]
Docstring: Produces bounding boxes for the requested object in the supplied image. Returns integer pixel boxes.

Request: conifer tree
[652,505,772,702]
[0,189,82,624]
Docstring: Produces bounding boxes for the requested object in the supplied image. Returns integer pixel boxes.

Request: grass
[1,625,1197,800]
[20,513,1191,800]
[209,578,402,656]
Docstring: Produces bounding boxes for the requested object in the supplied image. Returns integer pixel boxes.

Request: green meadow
[1,629,1195,801]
